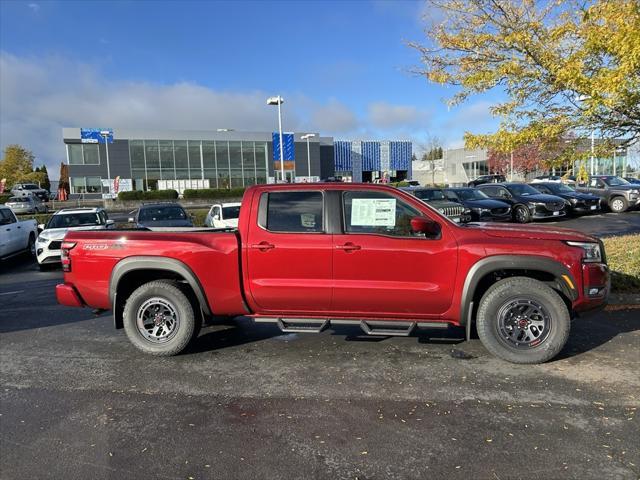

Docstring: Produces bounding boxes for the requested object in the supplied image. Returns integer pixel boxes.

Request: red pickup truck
[56,183,609,364]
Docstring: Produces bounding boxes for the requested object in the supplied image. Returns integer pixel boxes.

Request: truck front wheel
[123,280,197,356]
[608,196,628,213]
[476,277,570,364]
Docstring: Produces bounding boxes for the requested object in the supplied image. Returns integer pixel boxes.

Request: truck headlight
[37,236,48,244]
[566,241,602,263]
[569,198,578,204]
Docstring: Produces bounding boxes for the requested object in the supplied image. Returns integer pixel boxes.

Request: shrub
[183,188,246,199]
[17,213,53,226]
[389,181,410,187]
[117,189,178,201]
[188,208,211,227]
[0,193,11,204]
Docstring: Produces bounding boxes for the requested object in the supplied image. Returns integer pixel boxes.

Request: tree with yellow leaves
[410,0,640,153]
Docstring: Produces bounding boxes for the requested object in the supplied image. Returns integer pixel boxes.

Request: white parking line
[0,290,24,296]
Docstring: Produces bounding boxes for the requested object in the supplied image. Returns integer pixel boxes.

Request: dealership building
[62,128,413,197]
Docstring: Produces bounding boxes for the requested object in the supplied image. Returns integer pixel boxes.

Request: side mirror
[213,214,220,221]
[106,219,115,229]
[410,216,441,237]
[128,217,135,223]
[38,223,45,231]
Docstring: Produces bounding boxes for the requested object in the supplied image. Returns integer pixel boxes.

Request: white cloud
[368,101,428,130]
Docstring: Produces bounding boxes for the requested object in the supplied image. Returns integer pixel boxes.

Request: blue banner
[272,132,295,161]
[81,128,113,144]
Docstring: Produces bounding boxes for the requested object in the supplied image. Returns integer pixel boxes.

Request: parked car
[204,202,241,229]
[36,208,114,270]
[56,183,610,365]
[443,188,511,222]
[477,183,567,223]
[529,182,601,215]
[129,203,193,228]
[4,195,48,214]
[402,180,421,187]
[530,175,562,183]
[575,175,639,213]
[623,177,640,185]
[0,205,37,260]
[467,174,506,187]
[404,187,471,223]
[10,183,49,201]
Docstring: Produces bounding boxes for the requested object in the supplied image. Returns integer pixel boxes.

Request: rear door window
[264,191,324,233]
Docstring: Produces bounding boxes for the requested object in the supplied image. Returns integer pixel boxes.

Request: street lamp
[99,130,112,195]
[267,96,285,183]
[301,133,316,182]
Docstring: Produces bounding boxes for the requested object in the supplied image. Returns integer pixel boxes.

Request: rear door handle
[250,241,275,251]
[336,242,361,252]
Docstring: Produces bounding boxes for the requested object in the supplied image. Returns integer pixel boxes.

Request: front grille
[545,202,564,212]
[443,206,465,217]
[48,240,62,250]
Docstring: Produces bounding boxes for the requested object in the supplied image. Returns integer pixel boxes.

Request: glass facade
[68,144,100,165]
[70,176,102,194]
[126,139,268,190]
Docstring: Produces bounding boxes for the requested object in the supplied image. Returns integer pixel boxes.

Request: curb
[607,293,640,307]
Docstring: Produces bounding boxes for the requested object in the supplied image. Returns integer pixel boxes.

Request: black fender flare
[109,256,212,317]
[459,255,578,326]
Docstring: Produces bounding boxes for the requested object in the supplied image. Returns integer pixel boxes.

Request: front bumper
[36,239,62,265]
[574,263,610,313]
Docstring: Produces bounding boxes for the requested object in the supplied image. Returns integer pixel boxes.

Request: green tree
[0,145,35,187]
[410,0,640,151]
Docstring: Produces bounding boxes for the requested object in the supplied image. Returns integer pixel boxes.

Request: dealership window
[342,191,421,237]
[68,144,100,165]
[174,140,188,170]
[229,141,243,187]
[159,140,175,180]
[145,140,160,170]
[188,140,202,179]
[242,141,256,186]
[130,140,145,170]
[264,191,324,233]
[70,176,102,194]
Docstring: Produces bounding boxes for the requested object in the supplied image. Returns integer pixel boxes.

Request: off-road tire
[476,276,570,364]
[123,280,196,356]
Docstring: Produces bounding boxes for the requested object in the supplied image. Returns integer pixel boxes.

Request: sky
[0,0,501,179]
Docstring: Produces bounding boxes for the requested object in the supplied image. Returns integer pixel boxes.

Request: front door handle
[336,242,361,252]
[250,241,275,252]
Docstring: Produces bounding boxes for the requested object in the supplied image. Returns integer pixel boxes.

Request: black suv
[467,174,506,187]
[530,182,601,215]
[443,188,511,222]
[477,183,567,223]
[129,203,194,228]
[575,176,639,213]
[403,188,471,223]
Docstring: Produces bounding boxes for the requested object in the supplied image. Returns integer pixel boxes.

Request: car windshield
[9,197,29,203]
[550,184,576,193]
[507,184,540,196]
[222,206,240,219]
[22,185,39,190]
[139,206,187,221]
[414,189,445,200]
[47,212,103,228]
[603,176,630,186]
[451,189,489,200]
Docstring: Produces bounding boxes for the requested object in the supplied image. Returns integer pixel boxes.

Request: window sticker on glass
[351,198,396,226]
[300,213,316,228]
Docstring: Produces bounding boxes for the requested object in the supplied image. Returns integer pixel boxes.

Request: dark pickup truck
[575,175,640,213]
[56,183,609,365]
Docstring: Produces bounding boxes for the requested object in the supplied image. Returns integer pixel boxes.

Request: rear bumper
[56,283,84,308]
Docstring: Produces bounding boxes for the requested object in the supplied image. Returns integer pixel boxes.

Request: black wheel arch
[460,255,578,329]
[110,256,212,329]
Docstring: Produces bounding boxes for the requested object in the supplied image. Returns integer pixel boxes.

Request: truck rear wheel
[608,196,627,213]
[476,277,570,364]
[123,280,197,356]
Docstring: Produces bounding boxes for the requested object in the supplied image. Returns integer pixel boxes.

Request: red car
[56,184,609,364]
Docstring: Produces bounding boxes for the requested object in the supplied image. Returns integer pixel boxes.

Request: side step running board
[253,317,449,336]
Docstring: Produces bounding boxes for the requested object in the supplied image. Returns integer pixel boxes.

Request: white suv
[36,208,114,270]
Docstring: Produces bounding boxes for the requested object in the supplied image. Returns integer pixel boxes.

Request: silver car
[4,196,48,214]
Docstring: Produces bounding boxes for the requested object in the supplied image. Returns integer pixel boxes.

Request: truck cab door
[331,190,458,317]
[245,190,333,313]
[0,209,18,256]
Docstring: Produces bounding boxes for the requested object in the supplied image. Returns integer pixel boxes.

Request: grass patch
[188,208,211,227]
[602,234,640,293]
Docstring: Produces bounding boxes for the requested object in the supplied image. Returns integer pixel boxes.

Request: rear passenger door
[245,190,333,312]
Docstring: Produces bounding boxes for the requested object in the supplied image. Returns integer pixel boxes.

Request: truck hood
[469,222,598,242]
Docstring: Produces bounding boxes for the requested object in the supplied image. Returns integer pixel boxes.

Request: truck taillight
[61,241,76,272]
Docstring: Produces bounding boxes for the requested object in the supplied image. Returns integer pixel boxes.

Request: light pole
[301,133,316,182]
[267,96,285,183]
[100,130,112,196]
[590,130,595,175]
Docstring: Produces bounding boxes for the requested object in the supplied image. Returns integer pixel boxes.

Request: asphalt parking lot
[1,213,639,480]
